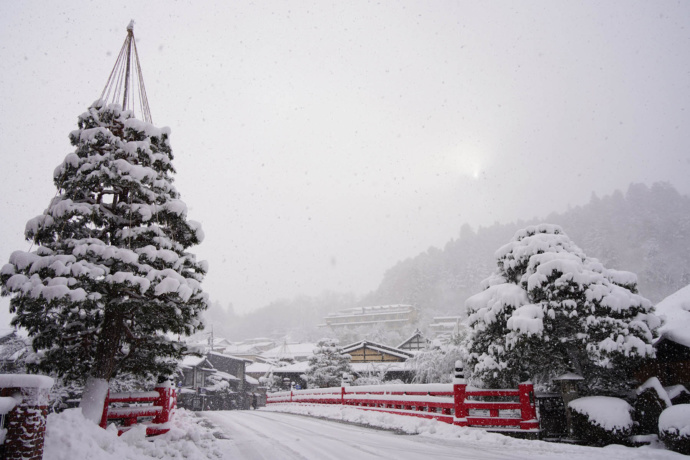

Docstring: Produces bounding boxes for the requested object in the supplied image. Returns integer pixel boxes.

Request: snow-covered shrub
[569,396,633,446]
[632,377,671,434]
[304,338,353,389]
[407,341,464,384]
[659,404,690,455]
[464,224,659,392]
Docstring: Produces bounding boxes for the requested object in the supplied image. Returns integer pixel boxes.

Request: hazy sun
[446,144,488,180]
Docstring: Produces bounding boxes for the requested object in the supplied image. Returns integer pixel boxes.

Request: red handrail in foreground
[99,384,177,436]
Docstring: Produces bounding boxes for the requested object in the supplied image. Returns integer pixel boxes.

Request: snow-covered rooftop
[341,340,414,360]
[654,284,690,348]
[261,343,316,360]
[246,362,274,374]
[180,355,207,368]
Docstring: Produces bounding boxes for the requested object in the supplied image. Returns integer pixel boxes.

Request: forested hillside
[214,182,690,340]
[364,182,690,315]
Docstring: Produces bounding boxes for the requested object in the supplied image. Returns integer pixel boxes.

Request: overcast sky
[1,1,689,327]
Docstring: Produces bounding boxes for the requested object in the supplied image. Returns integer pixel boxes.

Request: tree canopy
[464,224,659,393]
[304,338,353,388]
[0,101,208,388]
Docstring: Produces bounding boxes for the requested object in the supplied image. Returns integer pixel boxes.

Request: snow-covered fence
[0,374,54,460]
[267,381,539,431]
[99,381,176,436]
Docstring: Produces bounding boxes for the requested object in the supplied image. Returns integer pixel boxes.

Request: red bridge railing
[266,381,538,431]
[99,382,177,436]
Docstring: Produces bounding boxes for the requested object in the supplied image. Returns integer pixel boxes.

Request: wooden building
[398,329,430,352]
[341,340,414,363]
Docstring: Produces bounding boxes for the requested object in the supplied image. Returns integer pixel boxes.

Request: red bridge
[267,381,538,432]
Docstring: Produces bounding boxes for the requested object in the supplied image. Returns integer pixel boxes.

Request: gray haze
[1,1,689,327]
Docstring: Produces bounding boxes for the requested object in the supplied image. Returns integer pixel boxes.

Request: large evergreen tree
[464,224,659,393]
[304,338,353,388]
[0,100,208,420]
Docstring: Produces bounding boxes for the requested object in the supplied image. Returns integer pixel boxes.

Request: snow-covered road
[199,410,683,460]
[202,410,509,459]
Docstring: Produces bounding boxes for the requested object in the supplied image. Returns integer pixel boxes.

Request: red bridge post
[518,383,538,430]
[153,381,173,424]
[453,360,468,426]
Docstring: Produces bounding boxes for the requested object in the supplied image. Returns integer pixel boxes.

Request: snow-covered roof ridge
[654,283,690,348]
[397,329,427,349]
[207,351,254,363]
[341,340,414,359]
[180,355,210,368]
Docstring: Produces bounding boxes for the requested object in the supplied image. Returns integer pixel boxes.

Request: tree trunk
[80,377,110,424]
[79,306,124,423]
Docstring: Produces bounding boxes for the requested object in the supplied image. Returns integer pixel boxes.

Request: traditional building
[397,329,430,352]
[177,352,256,410]
[341,340,414,363]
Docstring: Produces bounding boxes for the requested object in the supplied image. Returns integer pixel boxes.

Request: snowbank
[44,408,220,460]
[264,403,683,458]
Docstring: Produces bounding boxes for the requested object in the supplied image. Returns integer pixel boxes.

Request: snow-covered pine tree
[304,338,353,389]
[0,100,208,421]
[464,224,659,393]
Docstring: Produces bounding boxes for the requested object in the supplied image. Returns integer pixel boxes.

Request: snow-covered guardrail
[99,382,176,436]
[267,381,538,432]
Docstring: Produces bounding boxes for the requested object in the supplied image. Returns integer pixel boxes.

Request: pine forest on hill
[366,182,690,313]
[212,182,690,341]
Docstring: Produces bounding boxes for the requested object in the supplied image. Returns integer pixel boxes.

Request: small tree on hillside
[304,338,353,388]
[464,224,659,393]
[0,100,208,421]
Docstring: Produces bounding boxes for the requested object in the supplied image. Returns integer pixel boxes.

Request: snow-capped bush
[659,404,690,455]
[569,396,633,446]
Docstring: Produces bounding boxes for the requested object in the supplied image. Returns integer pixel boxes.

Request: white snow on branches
[466,283,528,329]
[507,304,544,336]
[464,224,659,391]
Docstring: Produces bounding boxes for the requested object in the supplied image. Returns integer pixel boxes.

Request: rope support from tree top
[100,20,153,124]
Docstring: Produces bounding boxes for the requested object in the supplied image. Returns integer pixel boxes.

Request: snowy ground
[43,406,686,460]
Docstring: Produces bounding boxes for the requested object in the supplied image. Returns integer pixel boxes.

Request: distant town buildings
[321,304,418,329]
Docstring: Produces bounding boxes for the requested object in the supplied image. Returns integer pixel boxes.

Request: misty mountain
[364,182,690,315]
[203,292,357,342]
[209,182,690,341]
